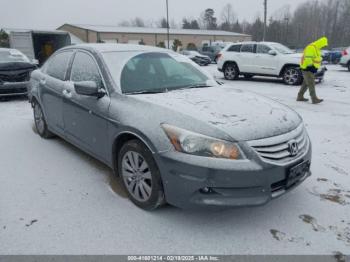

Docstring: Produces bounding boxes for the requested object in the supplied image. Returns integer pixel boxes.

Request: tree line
[118,0,350,49]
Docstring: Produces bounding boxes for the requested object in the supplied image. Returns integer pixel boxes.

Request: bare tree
[221,3,236,26]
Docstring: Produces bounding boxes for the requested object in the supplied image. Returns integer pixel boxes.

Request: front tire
[33,100,54,139]
[224,63,239,80]
[283,66,302,85]
[118,140,165,210]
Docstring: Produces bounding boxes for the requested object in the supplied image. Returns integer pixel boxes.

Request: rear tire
[347,62,350,72]
[32,100,55,139]
[224,63,239,80]
[118,140,165,210]
[283,66,303,85]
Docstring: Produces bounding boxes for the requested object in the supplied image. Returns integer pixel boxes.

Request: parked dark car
[322,48,344,64]
[199,45,224,63]
[180,50,211,66]
[29,44,312,210]
[0,48,37,98]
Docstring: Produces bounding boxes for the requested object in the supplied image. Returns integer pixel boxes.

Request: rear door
[39,51,73,135]
[63,51,111,161]
[238,44,256,73]
[254,44,279,75]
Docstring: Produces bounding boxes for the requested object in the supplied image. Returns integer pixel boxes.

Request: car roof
[61,43,173,54]
[229,41,280,45]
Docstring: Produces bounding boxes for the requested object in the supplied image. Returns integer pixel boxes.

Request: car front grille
[248,124,309,164]
[0,72,29,83]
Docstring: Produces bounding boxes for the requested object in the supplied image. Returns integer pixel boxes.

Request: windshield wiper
[125,89,168,95]
[174,84,212,90]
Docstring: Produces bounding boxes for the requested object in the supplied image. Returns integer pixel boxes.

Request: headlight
[161,124,244,160]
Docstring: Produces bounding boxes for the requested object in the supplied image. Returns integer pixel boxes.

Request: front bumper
[0,81,29,97]
[155,141,312,209]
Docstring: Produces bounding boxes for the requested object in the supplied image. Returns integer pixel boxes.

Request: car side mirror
[74,81,105,98]
[268,50,277,56]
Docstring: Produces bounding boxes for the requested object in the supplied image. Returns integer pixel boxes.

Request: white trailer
[9,30,71,65]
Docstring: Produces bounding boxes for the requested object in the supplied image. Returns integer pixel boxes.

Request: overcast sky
[1,0,308,30]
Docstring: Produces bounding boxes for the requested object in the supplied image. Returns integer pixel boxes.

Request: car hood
[0,62,36,71]
[285,53,303,59]
[133,86,302,141]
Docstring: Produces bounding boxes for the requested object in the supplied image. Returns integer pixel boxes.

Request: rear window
[227,45,241,52]
[241,44,255,53]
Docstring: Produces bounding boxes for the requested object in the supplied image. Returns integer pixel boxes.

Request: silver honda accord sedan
[28,44,312,210]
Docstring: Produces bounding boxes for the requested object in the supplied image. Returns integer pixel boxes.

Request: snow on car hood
[134,86,302,141]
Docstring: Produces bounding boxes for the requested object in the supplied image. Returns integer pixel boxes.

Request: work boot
[297,96,309,102]
[312,98,324,104]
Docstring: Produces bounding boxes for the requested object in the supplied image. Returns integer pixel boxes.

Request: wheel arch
[112,131,157,177]
[279,63,301,77]
[223,60,240,72]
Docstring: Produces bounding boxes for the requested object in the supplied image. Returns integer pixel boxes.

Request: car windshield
[0,50,30,63]
[270,43,294,54]
[103,51,216,94]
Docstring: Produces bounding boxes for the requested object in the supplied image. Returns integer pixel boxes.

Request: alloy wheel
[121,151,152,202]
[34,103,45,135]
[224,65,237,80]
[284,68,300,85]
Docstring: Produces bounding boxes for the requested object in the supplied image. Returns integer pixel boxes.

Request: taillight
[342,50,348,56]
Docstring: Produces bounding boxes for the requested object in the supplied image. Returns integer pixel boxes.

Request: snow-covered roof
[2,27,69,35]
[63,24,251,37]
[64,43,173,53]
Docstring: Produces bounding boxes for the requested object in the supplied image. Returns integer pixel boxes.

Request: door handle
[62,89,72,99]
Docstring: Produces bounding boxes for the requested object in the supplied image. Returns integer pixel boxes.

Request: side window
[241,44,255,53]
[45,52,73,81]
[70,52,104,89]
[228,45,242,52]
[257,44,271,54]
[202,46,209,52]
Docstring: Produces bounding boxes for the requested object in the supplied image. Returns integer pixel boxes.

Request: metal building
[58,24,251,48]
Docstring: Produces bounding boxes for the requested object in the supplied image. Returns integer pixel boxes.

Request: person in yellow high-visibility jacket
[297,36,328,104]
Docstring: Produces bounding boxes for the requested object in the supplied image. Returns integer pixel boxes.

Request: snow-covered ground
[0,65,349,255]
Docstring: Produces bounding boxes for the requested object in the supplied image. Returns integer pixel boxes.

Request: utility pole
[166,0,170,49]
[284,17,290,45]
[263,0,267,41]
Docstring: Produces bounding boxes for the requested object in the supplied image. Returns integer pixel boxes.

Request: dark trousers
[298,71,317,99]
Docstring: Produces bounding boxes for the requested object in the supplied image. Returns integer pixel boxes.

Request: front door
[253,44,279,75]
[63,51,111,161]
